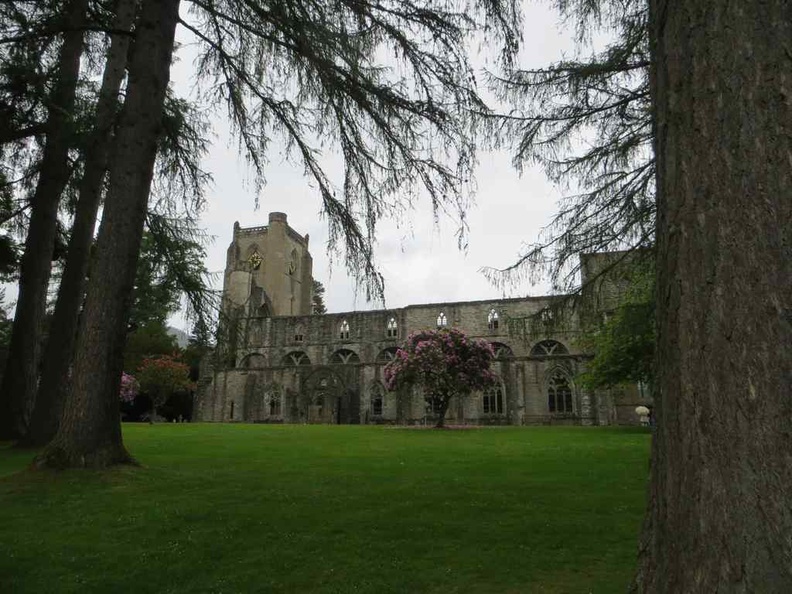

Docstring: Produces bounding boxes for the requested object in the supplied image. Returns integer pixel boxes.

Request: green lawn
[0,425,650,593]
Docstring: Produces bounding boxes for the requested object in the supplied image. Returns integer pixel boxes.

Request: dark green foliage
[129,233,184,328]
[181,335,209,381]
[579,260,654,389]
[0,290,11,348]
[123,321,178,375]
[130,217,216,331]
[311,279,326,314]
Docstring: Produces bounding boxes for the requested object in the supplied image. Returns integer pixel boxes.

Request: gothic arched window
[377,347,399,364]
[370,383,385,417]
[548,370,574,414]
[269,395,281,416]
[530,340,569,357]
[483,385,505,414]
[339,320,350,340]
[282,351,311,366]
[240,353,267,368]
[386,317,398,338]
[490,342,513,360]
[487,308,499,330]
[330,349,360,365]
[436,312,448,328]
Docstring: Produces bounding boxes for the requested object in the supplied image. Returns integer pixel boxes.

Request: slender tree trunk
[0,0,88,441]
[433,395,450,429]
[34,0,181,468]
[633,2,792,591]
[22,0,138,448]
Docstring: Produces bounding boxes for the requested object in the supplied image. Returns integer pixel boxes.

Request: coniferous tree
[311,280,327,315]
[485,0,652,292]
[0,0,90,440]
[632,2,792,590]
[35,0,181,467]
[34,0,521,467]
[23,0,138,448]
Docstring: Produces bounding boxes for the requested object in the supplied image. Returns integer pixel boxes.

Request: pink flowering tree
[384,328,497,428]
[137,354,194,420]
[119,372,139,403]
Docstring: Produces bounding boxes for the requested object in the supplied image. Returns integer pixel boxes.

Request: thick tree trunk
[34,0,181,468]
[0,0,88,440]
[633,2,792,591]
[22,0,138,448]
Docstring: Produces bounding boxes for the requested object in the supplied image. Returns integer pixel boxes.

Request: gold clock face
[248,252,263,270]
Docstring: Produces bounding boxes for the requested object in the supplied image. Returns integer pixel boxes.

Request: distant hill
[167,327,189,348]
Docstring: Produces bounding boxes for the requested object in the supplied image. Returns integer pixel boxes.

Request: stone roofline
[261,293,566,321]
[233,212,310,247]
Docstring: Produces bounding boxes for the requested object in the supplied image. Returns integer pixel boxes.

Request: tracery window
[339,319,350,340]
[530,340,569,357]
[490,342,514,360]
[436,312,448,328]
[548,370,574,414]
[386,317,398,338]
[269,396,281,416]
[282,351,311,366]
[240,353,266,368]
[370,383,385,417]
[483,386,504,414]
[487,308,499,330]
[330,349,360,365]
[376,347,399,364]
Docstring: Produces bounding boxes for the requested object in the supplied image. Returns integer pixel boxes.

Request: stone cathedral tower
[222,212,313,317]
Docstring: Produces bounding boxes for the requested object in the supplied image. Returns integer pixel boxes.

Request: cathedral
[194,212,645,426]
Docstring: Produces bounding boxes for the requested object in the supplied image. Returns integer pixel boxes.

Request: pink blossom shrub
[119,372,140,403]
[384,327,497,427]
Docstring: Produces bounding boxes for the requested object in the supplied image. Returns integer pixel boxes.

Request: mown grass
[0,424,650,593]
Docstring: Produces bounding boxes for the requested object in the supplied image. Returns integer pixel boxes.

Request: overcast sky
[166,2,581,327]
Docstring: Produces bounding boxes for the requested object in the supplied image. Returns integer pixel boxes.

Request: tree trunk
[34,0,180,468]
[22,0,138,448]
[633,2,792,591]
[433,395,451,429]
[0,0,88,441]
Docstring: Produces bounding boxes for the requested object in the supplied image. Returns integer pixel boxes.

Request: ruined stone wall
[193,220,651,427]
[198,295,607,426]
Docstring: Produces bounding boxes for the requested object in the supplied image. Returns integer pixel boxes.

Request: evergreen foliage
[485,0,651,292]
[184,0,521,300]
[579,260,654,389]
[123,322,179,376]
[311,279,327,315]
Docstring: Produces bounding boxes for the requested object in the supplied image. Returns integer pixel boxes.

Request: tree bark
[633,2,792,591]
[433,395,451,429]
[34,0,181,468]
[0,0,88,441]
[22,0,138,448]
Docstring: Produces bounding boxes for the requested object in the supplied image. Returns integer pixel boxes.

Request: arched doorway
[302,369,342,424]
